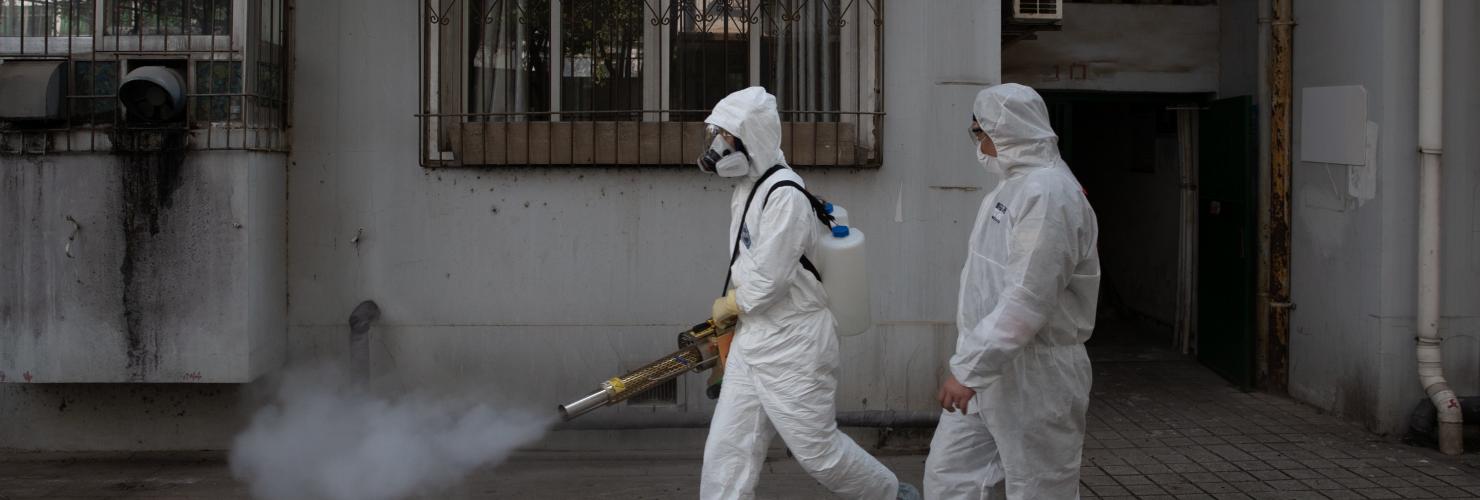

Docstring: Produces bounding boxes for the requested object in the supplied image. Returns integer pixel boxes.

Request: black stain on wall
[114,130,187,381]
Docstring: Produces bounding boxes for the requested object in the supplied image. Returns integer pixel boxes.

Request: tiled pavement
[5,333,1480,499]
[1079,336,1480,499]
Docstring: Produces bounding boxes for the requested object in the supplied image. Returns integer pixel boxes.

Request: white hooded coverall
[924,84,1102,500]
[700,87,900,500]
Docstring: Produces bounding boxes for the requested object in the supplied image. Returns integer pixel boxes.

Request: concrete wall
[285,0,1002,423]
[0,151,286,383]
[1003,2,1220,93]
[1218,0,1259,99]
[1289,0,1480,436]
[0,150,285,449]
[0,0,1002,450]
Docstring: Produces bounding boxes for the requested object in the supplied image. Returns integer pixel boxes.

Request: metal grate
[0,0,289,153]
[1017,0,1059,15]
[626,378,678,405]
[419,0,885,167]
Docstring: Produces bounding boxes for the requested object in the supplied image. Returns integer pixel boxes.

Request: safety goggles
[968,114,987,144]
[697,124,741,173]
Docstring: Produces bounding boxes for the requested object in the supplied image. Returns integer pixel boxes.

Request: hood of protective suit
[972,84,1062,174]
[704,87,787,178]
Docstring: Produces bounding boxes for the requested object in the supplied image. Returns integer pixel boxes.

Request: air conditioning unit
[1013,0,1063,23]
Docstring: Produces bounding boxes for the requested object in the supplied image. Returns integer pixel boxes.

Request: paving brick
[1217,471,1258,483]
[1420,485,1474,498]
[1135,463,1173,475]
[1205,461,1243,473]
[1232,481,1275,493]
[1145,473,1184,485]
[1299,478,1345,490]
[1402,474,1449,487]
[1250,469,1291,481]
[1264,479,1308,491]
[1198,482,1239,493]
[1366,475,1414,489]
[1125,483,1168,496]
[1088,484,1129,496]
[1169,462,1208,474]
[1210,494,1253,500]
[1353,488,1401,499]
[1160,482,1203,495]
[1113,474,1151,486]
[1438,474,1480,486]
[1236,460,1276,472]
[1183,472,1221,483]
[1385,486,1433,498]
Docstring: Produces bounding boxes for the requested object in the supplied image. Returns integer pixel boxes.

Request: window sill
[434,121,870,168]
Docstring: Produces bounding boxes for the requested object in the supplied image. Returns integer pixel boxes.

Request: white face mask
[975,146,1001,174]
[714,153,752,178]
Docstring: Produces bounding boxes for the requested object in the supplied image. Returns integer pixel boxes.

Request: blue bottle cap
[832,225,850,238]
[824,202,835,214]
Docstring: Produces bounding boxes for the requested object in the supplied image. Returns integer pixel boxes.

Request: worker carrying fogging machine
[558,198,870,421]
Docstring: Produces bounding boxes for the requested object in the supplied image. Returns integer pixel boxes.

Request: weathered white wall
[1003,2,1220,93]
[0,151,285,449]
[0,0,1002,450]
[0,151,285,383]
[1219,0,1260,99]
[285,0,1003,424]
[1289,0,1480,436]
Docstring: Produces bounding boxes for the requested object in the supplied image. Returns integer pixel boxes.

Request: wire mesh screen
[626,378,679,405]
[420,0,884,167]
[0,0,288,153]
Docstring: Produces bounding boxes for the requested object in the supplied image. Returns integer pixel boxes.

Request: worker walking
[697,86,920,500]
[925,83,1102,500]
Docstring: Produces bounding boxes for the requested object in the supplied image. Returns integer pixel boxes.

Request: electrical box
[1301,85,1367,165]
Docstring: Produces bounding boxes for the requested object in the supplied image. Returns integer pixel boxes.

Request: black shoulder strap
[762,180,834,227]
[761,181,831,284]
[721,165,789,295]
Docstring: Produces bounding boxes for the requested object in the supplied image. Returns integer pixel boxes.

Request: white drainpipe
[1416,0,1461,456]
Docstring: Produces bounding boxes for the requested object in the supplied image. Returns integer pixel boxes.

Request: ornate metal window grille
[419,0,884,167]
[0,0,288,153]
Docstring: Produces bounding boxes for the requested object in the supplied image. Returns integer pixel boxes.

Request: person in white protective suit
[698,87,920,500]
[924,83,1101,500]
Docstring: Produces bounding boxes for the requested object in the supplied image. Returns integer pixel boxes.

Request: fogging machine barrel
[558,320,730,421]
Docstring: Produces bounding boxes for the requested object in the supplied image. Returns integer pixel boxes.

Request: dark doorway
[1040,91,1258,387]
[1043,92,1209,348]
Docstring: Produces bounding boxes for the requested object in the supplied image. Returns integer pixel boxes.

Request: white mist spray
[230,365,554,500]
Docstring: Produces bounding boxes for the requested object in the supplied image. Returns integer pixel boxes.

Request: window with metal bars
[420,0,884,167]
[1016,0,1058,15]
[0,0,287,153]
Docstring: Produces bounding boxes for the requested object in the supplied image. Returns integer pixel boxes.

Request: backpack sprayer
[558,167,872,421]
[558,319,735,421]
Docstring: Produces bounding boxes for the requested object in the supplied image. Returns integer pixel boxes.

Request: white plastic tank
[817,222,871,336]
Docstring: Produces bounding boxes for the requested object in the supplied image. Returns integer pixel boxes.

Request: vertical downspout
[1416,0,1461,456]
[1255,0,1273,389]
[1267,0,1293,393]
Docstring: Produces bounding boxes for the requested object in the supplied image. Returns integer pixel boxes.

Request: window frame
[419,0,885,168]
[0,0,289,153]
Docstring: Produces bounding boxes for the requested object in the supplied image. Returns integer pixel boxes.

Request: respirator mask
[697,125,751,178]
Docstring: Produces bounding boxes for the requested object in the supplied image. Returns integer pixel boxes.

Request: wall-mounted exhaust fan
[118,66,186,124]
